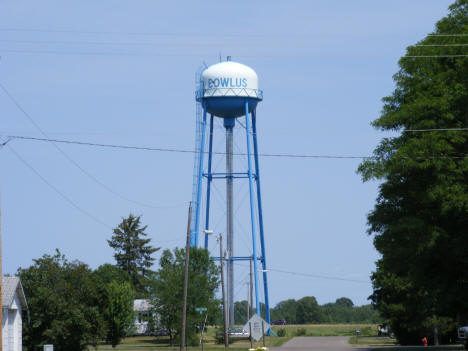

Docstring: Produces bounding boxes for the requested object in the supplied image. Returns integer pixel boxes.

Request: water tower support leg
[252,110,271,327]
[192,106,207,247]
[245,101,261,315]
[204,114,214,249]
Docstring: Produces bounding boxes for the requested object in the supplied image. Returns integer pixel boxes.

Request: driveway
[273,336,369,351]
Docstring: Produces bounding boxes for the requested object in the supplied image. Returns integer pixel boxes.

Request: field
[96,324,379,350]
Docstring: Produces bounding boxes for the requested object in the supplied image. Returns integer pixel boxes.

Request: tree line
[233,297,379,325]
[357,0,468,345]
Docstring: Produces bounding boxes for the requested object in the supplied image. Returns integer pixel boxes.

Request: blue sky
[0,0,454,307]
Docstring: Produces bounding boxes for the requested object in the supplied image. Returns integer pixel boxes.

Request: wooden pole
[219,234,229,348]
[180,202,192,351]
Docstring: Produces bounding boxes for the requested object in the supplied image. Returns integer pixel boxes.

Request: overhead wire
[7,144,112,229]
[232,262,370,284]
[0,82,185,209]
[0,27,271,38]
[5,134,468,160]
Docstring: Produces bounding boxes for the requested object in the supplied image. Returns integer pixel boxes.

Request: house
[2,277,28,351]
[133,299,153,335]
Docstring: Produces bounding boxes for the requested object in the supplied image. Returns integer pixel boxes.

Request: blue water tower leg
[252,110,271,326]
[204,114,214,249]
[192,106,207,247]
[244,101,260,314]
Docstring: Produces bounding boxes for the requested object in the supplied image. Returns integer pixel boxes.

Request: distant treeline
[234,297,380,325]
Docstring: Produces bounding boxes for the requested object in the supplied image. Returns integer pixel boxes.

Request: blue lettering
[220,77,230,87]
[208,77,248,89]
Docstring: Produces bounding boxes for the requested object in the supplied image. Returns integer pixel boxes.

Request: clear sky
[0,0,454,307]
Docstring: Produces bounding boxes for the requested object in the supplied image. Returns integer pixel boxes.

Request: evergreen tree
[358,0,468,344]
[108,214,159,296]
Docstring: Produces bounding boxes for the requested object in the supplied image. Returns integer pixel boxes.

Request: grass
[270,324,377,337]
[368,347,462,351]
[349,335,397,346]
[95,324,378,350]
[349,336,464,351]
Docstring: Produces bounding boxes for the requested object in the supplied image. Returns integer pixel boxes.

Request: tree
[358,0,468,344]
[150,247,219,346]
[271,299,299,324]
[296,296,322,324]
[18,250,105,351]
[102,281,134,348]
[94,263,132,286]
[335,297,354,308]
[94,264,135,347]
[108,214,159,296]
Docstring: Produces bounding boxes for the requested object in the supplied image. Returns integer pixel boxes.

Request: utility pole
[249,257,253,317]
[246,282,250,321]
[180,202,192,351]
[218,234,229,348]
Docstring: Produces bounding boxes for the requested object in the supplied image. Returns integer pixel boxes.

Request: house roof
[2,276,28,311]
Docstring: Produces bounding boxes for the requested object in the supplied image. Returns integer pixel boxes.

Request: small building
[2,277,28,351]
[133,299,153,335]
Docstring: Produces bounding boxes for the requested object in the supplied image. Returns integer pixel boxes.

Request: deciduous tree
[358,0,468,344]
[150,247,219,346]
[19,250,105,351]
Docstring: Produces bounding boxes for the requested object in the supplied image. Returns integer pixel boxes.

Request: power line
[7,144,112,229]
[0,82,184,209]
[6,134,468,160]
[232,262,369,284]
[415,43,468,47]
[403,54,468,58]
[427,34,468,37]
[0,27,268,38]
[0,48,209,58]
[404,127,468,132]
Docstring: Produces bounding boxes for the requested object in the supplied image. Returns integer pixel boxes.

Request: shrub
[277,328,286,337]
[215,331,234,344]
[295,328,307,336]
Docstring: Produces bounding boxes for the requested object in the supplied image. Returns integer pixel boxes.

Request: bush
[215,331,234,344]
[295,328,307,336]
[277,328,286,337]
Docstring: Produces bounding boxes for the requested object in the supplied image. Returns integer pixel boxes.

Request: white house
[133,299,153,335]
[2,277,28,351]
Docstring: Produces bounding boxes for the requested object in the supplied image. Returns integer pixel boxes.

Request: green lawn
[368,348,462,351]
[95,324,377,350]
[349,336,397,346]
[349,336,463,351]
[95,326,464,351]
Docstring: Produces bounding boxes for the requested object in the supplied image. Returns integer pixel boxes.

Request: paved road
[273,336,369,351]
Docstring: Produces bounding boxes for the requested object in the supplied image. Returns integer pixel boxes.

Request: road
[274,336,369,351]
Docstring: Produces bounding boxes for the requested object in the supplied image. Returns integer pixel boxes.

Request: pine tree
[108,214,159,296]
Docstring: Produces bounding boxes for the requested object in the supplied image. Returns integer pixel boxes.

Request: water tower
[190,57,271,327]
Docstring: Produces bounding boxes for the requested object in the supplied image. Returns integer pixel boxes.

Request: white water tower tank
[197,57,262,118]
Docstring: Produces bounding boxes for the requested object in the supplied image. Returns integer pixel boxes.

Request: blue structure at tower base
[190,95,271,327]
